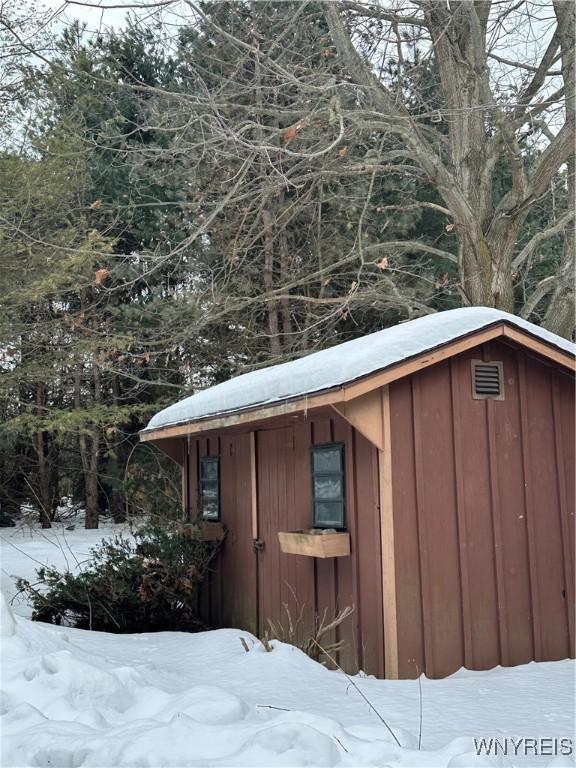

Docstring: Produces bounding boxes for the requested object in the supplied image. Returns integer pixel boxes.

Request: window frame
[199,456,221,520]
[310,442,346,530]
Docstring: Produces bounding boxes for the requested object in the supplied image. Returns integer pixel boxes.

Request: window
[200,457,220,520]
[471,360,504,400]
[311,444,345,529]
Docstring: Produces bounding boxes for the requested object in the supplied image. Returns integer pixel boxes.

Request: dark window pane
[314,501,344,528]
[313,476,342,500]
[200,459,218,480]
[202,498,219,520]
[202,481,218,499]
[201,470,219,519]
[312,447,342,473]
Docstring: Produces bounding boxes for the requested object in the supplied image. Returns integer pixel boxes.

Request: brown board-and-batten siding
[143,313,575,681]
[389,338,575,679]
[185,412,385,677]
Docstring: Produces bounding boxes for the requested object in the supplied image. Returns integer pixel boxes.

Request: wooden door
[218,433,258,634]
[256,425,316,640]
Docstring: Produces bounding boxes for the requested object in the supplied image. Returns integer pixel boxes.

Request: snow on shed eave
[139,385,344,441]
[141,308,576,438]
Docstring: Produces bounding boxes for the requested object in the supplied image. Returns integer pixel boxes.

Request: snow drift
[1,593,574,767]
[1,526,574,767]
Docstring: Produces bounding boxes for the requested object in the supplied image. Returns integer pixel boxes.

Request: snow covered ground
[1,519,130,618]
[1,524,574,767]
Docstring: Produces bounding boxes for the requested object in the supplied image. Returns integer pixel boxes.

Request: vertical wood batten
[557,374,576,658]
[411,377,434,677]
[551,375,574,653]
[379,386,398,678]
[249,431,259,632]
[188,439,199,519]
[449,359,473,668]
[215,433,223,626]
[249,432,258,541]
[517,357,543,660]
[332,418,359,672]
[491,346,534,665]
[389,379,424,677]
[486,398,509,666]
[182,438,189,519]
[349,429,362,673]
[483,340,508,665]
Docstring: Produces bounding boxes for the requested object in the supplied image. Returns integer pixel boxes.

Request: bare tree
[317,1,574,334]
[97,0,571,336]
[11,1,573,340]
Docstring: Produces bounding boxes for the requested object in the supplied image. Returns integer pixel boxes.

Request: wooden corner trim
[379,386,399,679]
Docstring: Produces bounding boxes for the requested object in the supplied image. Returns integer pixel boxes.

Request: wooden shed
[141,308,575,679]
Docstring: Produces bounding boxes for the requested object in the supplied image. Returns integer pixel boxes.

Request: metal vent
[471,360,504,400]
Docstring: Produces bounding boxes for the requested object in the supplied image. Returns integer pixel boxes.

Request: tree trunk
[279,226,292,346]
[109,374,126,523]
[459,229,515,312]
[545,2,575,338]
[35,384,52,528]
[262,207,281,356]
[545,155,575,338]
[36,431,52,528]
[82,427,100,530]
[75,361,101,529]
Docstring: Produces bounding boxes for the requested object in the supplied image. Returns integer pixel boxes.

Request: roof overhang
[140,321,575,444]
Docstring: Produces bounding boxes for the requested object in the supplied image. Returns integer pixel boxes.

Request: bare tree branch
[513,209,575,271]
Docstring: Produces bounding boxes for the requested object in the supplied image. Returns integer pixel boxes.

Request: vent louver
[471,360,504,400]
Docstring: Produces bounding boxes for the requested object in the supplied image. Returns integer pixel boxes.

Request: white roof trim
[143,307,574,433]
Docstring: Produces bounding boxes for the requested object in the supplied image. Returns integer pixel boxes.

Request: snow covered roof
[143,307,574,434]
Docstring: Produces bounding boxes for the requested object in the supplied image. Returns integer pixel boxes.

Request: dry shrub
[262,600,354,662]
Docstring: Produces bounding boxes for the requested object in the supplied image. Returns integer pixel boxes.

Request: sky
[17,0,563,135]
[42,0,134,33]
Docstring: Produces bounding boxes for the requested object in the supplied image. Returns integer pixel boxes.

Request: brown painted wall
[390,339,575,678]
[185,413,384,676]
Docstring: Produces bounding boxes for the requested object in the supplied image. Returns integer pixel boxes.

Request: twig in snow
[239,637,250,653]
[256,705,292,712]
[311,638,402,749]
[333,735,349,754]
